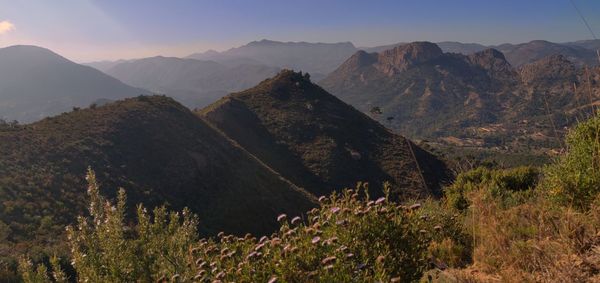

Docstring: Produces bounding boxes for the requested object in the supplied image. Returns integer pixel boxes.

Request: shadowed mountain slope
[0,95,316,256]
[200,70,451,199]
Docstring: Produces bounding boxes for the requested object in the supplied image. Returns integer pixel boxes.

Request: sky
[0,0,599,62]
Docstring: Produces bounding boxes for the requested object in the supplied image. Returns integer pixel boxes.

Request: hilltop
[200,70,451,198]
[0,95,316,257]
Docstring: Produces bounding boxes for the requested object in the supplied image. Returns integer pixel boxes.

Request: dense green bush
[542,113,600,209]
[19,175,468,282]
[444,166,540,211]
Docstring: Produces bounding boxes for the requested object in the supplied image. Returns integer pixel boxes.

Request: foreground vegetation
[10,113,600,282]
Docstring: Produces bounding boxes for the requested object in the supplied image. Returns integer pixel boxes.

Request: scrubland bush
[543,113,600,209]
[444,166,539,211]
[436,115,600,282]
[20,177,468,282]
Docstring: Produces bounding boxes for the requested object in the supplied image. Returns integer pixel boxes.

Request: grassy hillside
[0,95,316,260]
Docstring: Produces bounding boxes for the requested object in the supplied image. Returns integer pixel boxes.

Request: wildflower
[216,272,225,279]
[254,243,265,251]
[284,229,296,237]
[217,231,225,238]
[376,255,385,264]
[324,264,334,270]
[331,207,341,214]
[318,196,327,202]
[259,236,268,243]
[419,229,428,234]
[283,244,292,253]
[375,197,386,205]
[312,216,320,223]
[409,203,421,210]
[193,274,204,281]
[277,214,287,222]
[271,237,281,246]
[171,274,180,281]
[291,216,302,225]
[434,225,442,231]
[268,276,278,283]
[196,259,205,267]
[328,236,338,243]
[246,251,257,260]
[346,253,354,258]
[390,277,401,282]
[367,200,374,206]
[312,236,321,244]
[322,256,337,265]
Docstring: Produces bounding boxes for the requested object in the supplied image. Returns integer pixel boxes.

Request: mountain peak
[376,41,443,75]
[238,69,315,98]
[202,72,450,198]
[519,54,577,86]
[471,48,507,61]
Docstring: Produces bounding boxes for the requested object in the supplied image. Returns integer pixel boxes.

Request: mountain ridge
[201,70,451,198]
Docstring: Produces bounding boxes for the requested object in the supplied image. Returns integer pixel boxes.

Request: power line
[569,0,598,40]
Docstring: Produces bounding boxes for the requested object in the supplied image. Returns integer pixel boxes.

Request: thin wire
[569,0,598,40]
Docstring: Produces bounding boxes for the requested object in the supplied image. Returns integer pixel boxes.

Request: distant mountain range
[186,40,359,80]
[0,45,148,122]
[320,41,600,149]
[3,38,599,125]
[102,56,280,109]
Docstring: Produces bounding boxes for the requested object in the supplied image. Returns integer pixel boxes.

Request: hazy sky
[0,0,598,62]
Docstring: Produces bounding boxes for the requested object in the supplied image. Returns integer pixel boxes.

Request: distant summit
[187,39,359,78]
[0,45,147,122]
[493,40,598,67]
[201,70,451,198]
[320,41,600,148]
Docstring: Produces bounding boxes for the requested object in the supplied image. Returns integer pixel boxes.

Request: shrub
[444,166,540,211]
[542,113,600,209]
[20,176,469,282]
